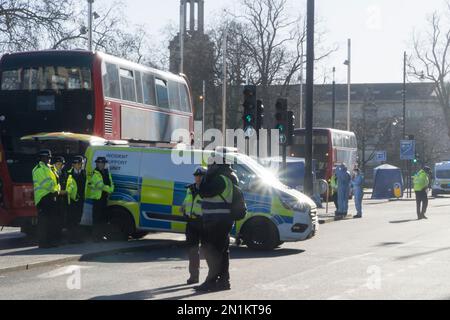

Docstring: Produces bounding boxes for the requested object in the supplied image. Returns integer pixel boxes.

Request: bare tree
[0,0,73,51]
[207,0,336,130]
[408,2,450,137]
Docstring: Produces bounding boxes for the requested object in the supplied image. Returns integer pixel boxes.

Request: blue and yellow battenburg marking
[107,174,295,235]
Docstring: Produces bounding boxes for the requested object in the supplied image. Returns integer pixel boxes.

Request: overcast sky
[97,0,447,84]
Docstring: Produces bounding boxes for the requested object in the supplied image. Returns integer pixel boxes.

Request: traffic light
[275,98,288,144]
[287,111,295,146]
[243,85,257,133]
[256,99,264,131]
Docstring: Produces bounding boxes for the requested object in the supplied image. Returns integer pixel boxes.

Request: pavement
[0,229,185,275]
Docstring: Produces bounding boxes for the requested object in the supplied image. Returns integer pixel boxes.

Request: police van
[22,133,318,250]
[432,161,450,197]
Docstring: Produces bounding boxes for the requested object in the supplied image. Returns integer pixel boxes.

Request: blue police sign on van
[400,140,415,160]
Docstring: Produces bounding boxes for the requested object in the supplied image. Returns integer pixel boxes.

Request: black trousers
[37,194,59,247]
[185,218,202,279]
[92,194,109,239]
[415,190,428,219]
[201,217,233,283]
[67,200,84,241]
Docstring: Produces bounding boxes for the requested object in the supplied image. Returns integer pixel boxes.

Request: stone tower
[169,0,215,124]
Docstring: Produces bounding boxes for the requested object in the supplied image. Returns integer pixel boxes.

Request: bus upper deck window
[155,78,169,109]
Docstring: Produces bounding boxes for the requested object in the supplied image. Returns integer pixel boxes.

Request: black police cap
[54,156,65,164]
[72,156,84,164]
[39,149,52,158]
[95,157,108,164]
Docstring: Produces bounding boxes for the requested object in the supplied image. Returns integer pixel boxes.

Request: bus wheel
[109,207,135,242]
[131,231,149,240]
[241,218,279,251]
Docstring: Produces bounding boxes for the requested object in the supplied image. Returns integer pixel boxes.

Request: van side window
[231,164,253,189]
[155,78,169,109]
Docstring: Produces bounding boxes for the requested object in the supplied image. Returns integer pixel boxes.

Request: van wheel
[131,231,149,240]
[109,208,135,242]
[241,218,279,251]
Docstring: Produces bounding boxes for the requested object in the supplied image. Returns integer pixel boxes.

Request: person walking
[66,156,87,243]
[335,163,351,218]
[196,154,236,292]
[32,150,65,248]
[86,157,114,241]
[352,168,364,218]
[414,166,431,220]
[181,167,207,285]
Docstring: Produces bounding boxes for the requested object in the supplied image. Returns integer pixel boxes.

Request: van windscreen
[436,169,450,179]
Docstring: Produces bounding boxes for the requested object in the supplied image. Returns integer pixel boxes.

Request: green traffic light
[413,159,418,163]
[245,115,252,123]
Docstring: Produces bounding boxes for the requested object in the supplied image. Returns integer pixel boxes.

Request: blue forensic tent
[371,164,404,199]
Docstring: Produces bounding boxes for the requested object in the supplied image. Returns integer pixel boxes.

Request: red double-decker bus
[289,128,358,182]
[0,50,194,231]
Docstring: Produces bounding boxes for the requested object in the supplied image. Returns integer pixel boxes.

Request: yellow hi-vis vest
[66,169,80,205]
[413,170,429,192]
[85,169,114,200]
[32,162,60,206]
[330,175,338,195]
[201,175,233,217]
[183,186,203,218]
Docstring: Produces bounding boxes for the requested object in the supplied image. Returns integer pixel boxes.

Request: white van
[432,162,450,197]
[82,145,319,250]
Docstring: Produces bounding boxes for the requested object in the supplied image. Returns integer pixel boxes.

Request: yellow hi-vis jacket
[85,169,114,200]
[32,161,60,206]
[330,175,338,195]
[413,170,429,192]
[182,185,203,218]
[66,168,84,205]
[201,175,233,217]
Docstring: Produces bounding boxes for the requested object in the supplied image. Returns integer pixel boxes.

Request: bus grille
[105,108,113,135]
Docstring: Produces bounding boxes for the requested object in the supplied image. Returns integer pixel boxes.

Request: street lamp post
[88,0,94,51]
[344,39,351,131]
[222,25,229,144]
[332,67,336,129]
[179,0,185,74]
[299,40,304,129]
[202,80,206,148]
[304,0,315,196]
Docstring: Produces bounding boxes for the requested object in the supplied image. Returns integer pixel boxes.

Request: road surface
[1,197,450,300]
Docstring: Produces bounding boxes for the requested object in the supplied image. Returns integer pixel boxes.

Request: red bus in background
[289,128,358,182]
[0,50,194,230]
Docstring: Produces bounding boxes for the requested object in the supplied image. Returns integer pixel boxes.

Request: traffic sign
[375,151,387,162]
[400,140,415,160]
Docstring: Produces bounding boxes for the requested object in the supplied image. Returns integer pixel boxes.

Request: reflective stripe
[202,202,232,210]
[202,209,231,214]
